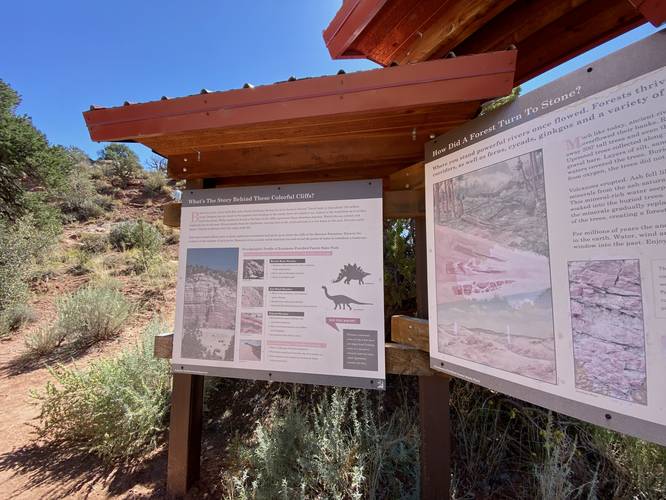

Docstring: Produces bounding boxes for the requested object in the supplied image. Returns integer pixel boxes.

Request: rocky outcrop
[183,269,237,330]
[569,260,647,404]
[240,312,263,334]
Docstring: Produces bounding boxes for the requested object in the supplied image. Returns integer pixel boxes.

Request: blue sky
[187,248,238,272]
[0,2,659,165]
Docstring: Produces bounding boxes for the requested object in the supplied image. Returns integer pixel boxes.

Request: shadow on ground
[0,441,166,499]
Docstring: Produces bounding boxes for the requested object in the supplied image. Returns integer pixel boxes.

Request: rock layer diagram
[568,259,647,404]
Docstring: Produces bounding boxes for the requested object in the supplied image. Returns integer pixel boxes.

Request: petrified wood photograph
[433,150,556,383]
[241,286,264,308]
[181,248,239,361]
[568,259,647,404]
[242,259,265,280]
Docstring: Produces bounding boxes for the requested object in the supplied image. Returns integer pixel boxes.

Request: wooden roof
[324,0,665,83]
[83,50,516,182]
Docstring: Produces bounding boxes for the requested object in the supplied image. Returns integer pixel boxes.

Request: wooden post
[415,216,451,500]
[166,177,211,498]
[167,373,205,497]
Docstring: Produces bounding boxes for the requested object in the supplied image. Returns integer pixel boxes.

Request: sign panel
[172,179,385,389]
[425,32,666,444]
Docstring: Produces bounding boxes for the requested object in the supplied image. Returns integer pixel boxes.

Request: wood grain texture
[392,0,517,65]
[419,375,451,499]
[154,332,175,359]
[391,315,429,352]
[384,190,425,218]
[167,373,204,497]
[387,161,425,191]
[163,203,181,228]
[84,52,515,144]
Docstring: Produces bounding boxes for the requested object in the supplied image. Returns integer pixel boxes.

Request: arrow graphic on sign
[325,317,360,332]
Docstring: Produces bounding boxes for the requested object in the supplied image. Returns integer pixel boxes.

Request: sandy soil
[0,185,180,499]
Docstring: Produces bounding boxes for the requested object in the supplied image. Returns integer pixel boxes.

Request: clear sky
[0,1,659,165]
[187,248,238,272]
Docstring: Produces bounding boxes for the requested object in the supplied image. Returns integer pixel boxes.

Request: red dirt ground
[0,186,179,499]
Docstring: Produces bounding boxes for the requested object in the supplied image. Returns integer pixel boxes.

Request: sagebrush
[109,219,163,253]
[223,386,419,500]
[0,214,58,337]
[54,283,132,346]
[33,320,171,460]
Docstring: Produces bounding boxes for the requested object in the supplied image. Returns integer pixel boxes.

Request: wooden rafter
[83,50,516,181]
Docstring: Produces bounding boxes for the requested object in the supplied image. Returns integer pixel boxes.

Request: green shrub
[33,320,171,460]
[155,220,179,245]
[56,165,112,222]
[534,414,580,500]
[109,220,163,253]
[225,388,419,499]
[67,249,93,275]
[143,170,168,195]
[0,303,36,338]
[593,428,666,497]
[80,232,110,254]
[98,144,143,187]
[55,284,131,346]
[0,215,58,328]
[24,325,66,357]
[0,80,75,220]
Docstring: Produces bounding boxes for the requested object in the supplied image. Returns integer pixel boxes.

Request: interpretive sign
[425,32,666,444]
[172,179,385,389]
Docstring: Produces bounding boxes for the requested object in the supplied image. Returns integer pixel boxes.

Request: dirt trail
[0,279,175,498]
[0,188,177,499]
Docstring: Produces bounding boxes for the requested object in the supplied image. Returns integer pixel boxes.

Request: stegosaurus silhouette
[332,263,370,285]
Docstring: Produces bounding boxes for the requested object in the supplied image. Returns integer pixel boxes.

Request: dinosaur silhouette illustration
[333,263,370,284]
[322,286,372,310]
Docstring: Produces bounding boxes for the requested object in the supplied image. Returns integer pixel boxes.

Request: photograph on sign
[172,179,385,389]
[425,31,666,444]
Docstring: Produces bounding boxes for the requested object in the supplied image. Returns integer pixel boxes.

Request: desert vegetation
[0,79,664,499]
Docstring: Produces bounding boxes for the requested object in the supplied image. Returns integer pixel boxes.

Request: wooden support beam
[628,0,666,26]
[386,343,432,376]
[384,189,425,218]
[414,212,451,500]
[391,315,429,351]
[209,164,406,188]
[155,332,175,358]
[387,161,425,191]
[166,131,440,181]
[393,0,517,65]
[419,374,452,500]
[155,333,437,377]
[163,203,181,228]
[165,178,216,498]
[167,373,204,498]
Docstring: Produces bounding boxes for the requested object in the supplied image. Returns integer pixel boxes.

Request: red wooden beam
[323,0,388,59]
[82,50,516,144]
[628,0,666,25]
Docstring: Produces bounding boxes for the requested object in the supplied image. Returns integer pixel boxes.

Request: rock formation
[569,259,647,404]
